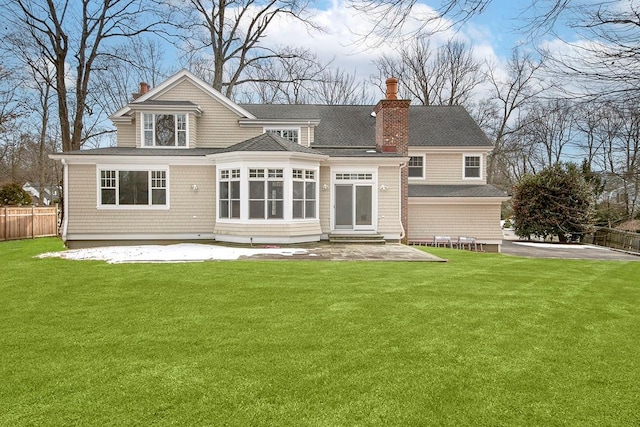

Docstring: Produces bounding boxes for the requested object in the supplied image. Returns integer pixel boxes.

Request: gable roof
[110,69,256,122]
[241,104,492,148]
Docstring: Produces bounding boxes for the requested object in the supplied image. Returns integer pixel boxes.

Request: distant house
[22,182,61,206]
[50,70,508,250]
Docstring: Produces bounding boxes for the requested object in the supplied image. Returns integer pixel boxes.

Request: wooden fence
[0,206,59,241]
[583,228,640,255]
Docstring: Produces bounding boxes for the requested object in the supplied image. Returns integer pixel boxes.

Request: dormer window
[265,128,299,144]
[143,113,187,147]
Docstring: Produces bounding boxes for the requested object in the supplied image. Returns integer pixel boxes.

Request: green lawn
[1,238,639,426]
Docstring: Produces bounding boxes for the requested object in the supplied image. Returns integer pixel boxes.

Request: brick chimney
[374,77,410,243]
[132,82,151,100]
[374,78,410,155]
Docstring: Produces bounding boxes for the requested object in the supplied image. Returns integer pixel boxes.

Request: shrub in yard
[512,162,594,242]
[0,183,33,206]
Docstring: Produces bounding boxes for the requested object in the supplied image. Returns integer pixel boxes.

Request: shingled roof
[241,104,492,148]
[409,185,508,198]
[218,132,323,155]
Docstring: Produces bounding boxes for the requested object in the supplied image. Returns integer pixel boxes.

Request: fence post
[3,206,7,242]
[31,205,35,239]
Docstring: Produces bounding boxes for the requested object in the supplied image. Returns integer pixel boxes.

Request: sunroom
[209,133,328,244]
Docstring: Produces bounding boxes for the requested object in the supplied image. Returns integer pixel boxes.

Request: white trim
[61,159,69,242]
[215,163,321,222]
[208,151,327,163]
[462,153,483,180]
[110,69,256,121]
[239,119,320,126]
[214,233,321,245]
[141,113,190,148]
[407,154,425,179]
[66,233,217,241]
[330,166,378,232]
[326,157,408,167]
[127,103,202,116]
[50,154,214,166]
[420,147,490,153]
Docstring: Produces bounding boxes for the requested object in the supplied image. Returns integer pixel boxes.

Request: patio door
[334,184,373,230]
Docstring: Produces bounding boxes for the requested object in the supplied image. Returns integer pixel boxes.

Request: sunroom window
[249,168,284,219]
[219,169,240,219]
[143,113,187,147]
[292,169,316,219]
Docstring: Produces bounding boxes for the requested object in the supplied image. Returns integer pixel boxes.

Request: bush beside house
[512,163,595,242]
[0,183,33,206]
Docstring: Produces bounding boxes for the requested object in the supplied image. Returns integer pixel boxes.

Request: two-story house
[51,70,508,251]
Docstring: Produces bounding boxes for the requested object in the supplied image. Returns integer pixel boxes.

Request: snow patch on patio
[38,243,308,263]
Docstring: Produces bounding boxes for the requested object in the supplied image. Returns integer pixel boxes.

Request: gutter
[61,158,69,243]
[399,161,407,241]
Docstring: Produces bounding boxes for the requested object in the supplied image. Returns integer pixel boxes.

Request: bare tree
[349,0,491,40]
[2,0,164,152]
[237,47,327,104]
[373,38,481,106]
[313,68,375,105]
[170,0,320,98]
[522,99,575,168]
[92,37,173,114]
[480,50,546,185]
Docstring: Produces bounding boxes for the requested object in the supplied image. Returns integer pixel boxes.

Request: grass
[1,238,639,426]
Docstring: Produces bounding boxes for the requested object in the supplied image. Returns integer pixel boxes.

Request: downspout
[61,158,69,242]
[399,161,407,241]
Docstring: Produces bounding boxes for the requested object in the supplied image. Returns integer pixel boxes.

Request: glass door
[334,184,353,229]
[334,184,373,230]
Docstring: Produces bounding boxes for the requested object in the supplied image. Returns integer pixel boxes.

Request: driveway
[500,237,640,261]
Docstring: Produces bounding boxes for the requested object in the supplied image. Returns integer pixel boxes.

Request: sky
[249,0,559,83]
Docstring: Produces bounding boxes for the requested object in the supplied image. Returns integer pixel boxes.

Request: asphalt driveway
[500,239,640,261]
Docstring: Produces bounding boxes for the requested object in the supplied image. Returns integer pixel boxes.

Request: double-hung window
[292,169,317,219]
[249,168,284,219]
[143,113,187,147]
[219,169,240,219]
[99,169,167,207]
[464,155,482,179]
[265,128,299,144]
[408,156,424,178]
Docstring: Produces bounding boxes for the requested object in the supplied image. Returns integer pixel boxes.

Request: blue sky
[255,0,575,80]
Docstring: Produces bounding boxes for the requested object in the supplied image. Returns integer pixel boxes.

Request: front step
[328,233,386,244]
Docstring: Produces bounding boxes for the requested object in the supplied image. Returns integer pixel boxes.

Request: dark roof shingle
[409,184,508,198]
[218,132,323,155]
[241,104,492,148]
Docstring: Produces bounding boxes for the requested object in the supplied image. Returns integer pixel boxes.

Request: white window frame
[97,166,170,209]
[215,163,320,223]
[330,167,378,232]
[263,127,300,144]
[219,168,241,219]
[408,155,425,179]
[248,168,285,220]
[142,113,188,148]
[292,169,317,219]
[463,154,482,180]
